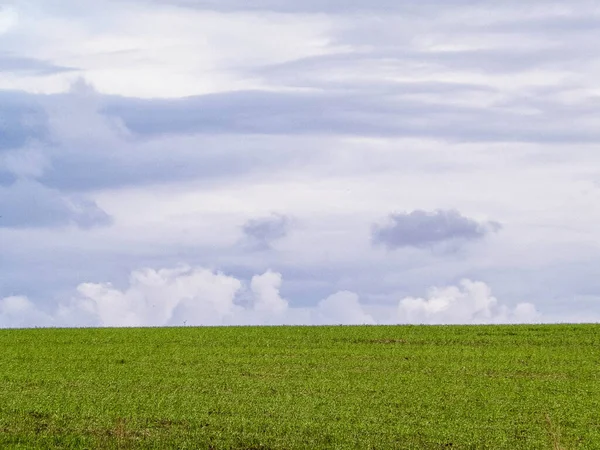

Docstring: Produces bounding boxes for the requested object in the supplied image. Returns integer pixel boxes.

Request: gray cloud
[372,209,501,250]
[0,53,75,75]
[147,0,545,14]
[0,179,112,229]
[0,91,47,151]
[146,0,428,13]
[3,0,600,325]
[5,1,600,145]
[473,15,600,35]
[261,47,594,81]
[0,88,324,192]
[102,89,600,144]
[1,63,599,195]
[242,214,291,251]
[0,86,113,229]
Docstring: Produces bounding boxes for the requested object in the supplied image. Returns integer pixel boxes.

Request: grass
[0,324,599,449]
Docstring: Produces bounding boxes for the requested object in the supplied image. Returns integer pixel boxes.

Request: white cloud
[311,290,375,325]
[0,296,53,328]
[1,265,578,329]
[3,0,600,320]
[250,270,288,314]
[397,279,539,324]
[72,266,243,327]
[0,5,18,35]
[0,3,337,97]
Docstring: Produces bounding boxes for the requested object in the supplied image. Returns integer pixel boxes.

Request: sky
[2,0,600,327]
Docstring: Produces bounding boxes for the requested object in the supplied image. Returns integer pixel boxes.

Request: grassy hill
[0,324,598,449]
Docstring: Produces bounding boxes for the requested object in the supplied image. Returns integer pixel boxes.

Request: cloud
[0,91,47,152]
[0,179,112,229]
[250,270,288,314]
[0,5,18,35]
[0,82,115,228]
[0,265,368,327]
[102,89,600,144]
[146,0,530,14]
[1,146,49,178]
[0,53,75,75]
[72,266,243,327]
[3,0,600,324]
[104,90,423,138]
[5,1,600,146]
[397,279,538,324]
[242,214,291,251]
[311,291,375,325]
[1,85,323,194]
[371,209,501,251]
[0,296,53,328]
[0,264,562,329]
[66,266,296,327]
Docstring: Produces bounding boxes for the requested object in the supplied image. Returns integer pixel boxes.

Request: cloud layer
[398,279,538,325]
[372,210,501,251]
[242,214,291,251]
[2,0,600,327]
[1,265,546,328]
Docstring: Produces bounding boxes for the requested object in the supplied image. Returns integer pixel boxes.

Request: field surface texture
[0,325,599,449]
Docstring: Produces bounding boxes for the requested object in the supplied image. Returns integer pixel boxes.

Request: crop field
[0,324,599,449]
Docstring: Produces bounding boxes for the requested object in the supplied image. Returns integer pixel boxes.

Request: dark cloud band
[372,209,501,250]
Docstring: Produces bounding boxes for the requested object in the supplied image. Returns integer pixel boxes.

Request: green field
[1,325,599,449]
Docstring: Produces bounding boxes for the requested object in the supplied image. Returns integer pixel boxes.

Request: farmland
[0,324,599,449]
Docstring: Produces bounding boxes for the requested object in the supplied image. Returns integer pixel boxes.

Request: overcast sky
[2,0,600,327]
